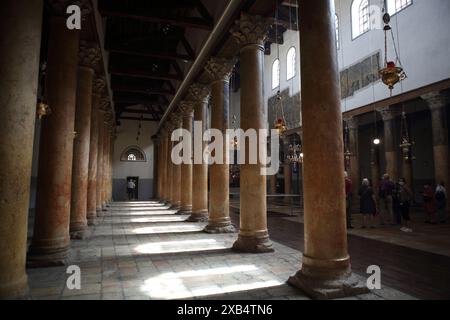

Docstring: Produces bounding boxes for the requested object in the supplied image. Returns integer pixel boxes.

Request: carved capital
[93,76,106,95]
[170,113,183,128]
[79,41,101,69]
[99,96,110,112]
[377,106,397,121]
[188,83,210,104]
[205,57,236,83]
[179,100,195,118]
[231,13,274,49]
[48,0,92,18]
[344,116,359,130]
[421,91,449,111]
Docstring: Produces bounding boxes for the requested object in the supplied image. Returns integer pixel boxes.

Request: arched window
[351,0,370,39]
[272,59,280,89]
[286,47,296,80]
[121,146,146,162]
[335,14,340,49]
[387,0,412,15]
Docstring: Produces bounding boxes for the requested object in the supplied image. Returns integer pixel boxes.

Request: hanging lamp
[379,12,407,95]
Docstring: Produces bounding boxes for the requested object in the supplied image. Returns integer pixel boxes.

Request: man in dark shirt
[345,171,354,229]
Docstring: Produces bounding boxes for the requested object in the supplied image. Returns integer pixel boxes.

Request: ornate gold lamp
[379,13,406,95]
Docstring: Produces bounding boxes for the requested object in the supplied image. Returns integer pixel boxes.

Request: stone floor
[26,201,415,300]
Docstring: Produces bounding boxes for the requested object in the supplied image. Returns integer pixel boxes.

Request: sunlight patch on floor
[134,238,229,255]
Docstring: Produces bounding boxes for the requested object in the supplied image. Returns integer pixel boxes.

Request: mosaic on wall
[340,52,380,99]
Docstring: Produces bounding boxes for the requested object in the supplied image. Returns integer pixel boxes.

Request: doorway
[126,176,139,200]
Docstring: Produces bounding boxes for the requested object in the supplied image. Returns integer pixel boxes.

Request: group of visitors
[345,172,448,233]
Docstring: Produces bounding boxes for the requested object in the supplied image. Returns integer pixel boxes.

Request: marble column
[102,114,112,207]
[422,92,449,208]
[0,0,43,298]
[371,146,381,198]
[166,123,174,206]
[186,84,210,221]
[69,42,100,239]
[87,78,104,225]
[96,99,107,215]
[378,107,399,181]
[27,6,82,267]
[288,0,367,299]
[179,102,194,214]
[152,135,160,200]
[270,175,277,194]
[203,58,236,233]
[344,116,360,208]
[171,114,183,210]
[160,127,169,203]
[230,13,273,252]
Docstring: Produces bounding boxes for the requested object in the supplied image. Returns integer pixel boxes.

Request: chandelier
[287,142,303,164]
[379,13,406,95]
[399,111,416,161]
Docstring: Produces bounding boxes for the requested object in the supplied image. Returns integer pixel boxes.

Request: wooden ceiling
[98,0,299,124]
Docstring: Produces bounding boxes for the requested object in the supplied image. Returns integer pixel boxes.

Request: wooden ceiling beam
[110,66,183,81]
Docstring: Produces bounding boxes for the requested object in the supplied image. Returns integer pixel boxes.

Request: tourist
[396,178,413,232]
[127,179,136,201]
[359,178,377,229]
[345,171,354,229]
[422,184,436,223]
[378,174,396,225]
[435,182,448,223]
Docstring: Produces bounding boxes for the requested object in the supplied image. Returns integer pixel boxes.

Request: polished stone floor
[26,201,415,300]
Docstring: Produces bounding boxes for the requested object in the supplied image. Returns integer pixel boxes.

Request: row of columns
[343,92,449,209]
[0,0,114,298]
[154,4,366,298]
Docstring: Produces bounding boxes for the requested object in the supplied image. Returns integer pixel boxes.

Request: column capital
[421,91,449,110]
[48,0,92,18]
[231,13,274,49]
[377,106,397,121]
[99,96,110,112]
[170,113,183,128]
[79,40,101,70]
[205,57,236,83]
[188,83,210,104]
[93,76,106,95]
[343,116,359,130]
[179,100,195,118]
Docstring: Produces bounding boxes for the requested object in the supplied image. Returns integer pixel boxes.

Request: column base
[178,205,192,215]
[0,274,29,300]
[96,208,104,217]
[69,227,90,240]
[287,264,369,299]
[232,233,274,253]
[26,245,70,268]
[101,204,108,212]
[204,223,236,234]
[186,211,208,222]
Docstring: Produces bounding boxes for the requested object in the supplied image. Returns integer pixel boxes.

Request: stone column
[371,146,381,196]
[96,100,107,214]
[27,4,83,267]
[167,128,174,206]
[422,92,449,208]
[344,116,360,208]
[230,13,273,252]
[102,114,112,206]
[160,127,169,203]
[284,162,292,196]
[203,58,236,233]
[186,83,210,221]
[169,115,182,210]
[152,135,160,199]
[86,77,104,225]
[69,42,100,239]
[288,0,367,299]
[0,0,43,298]
[378,106,399,181]
[179,101,194,214]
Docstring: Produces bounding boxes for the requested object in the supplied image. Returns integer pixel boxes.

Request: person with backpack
[396,178,413,232]
[435,182,448,223]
